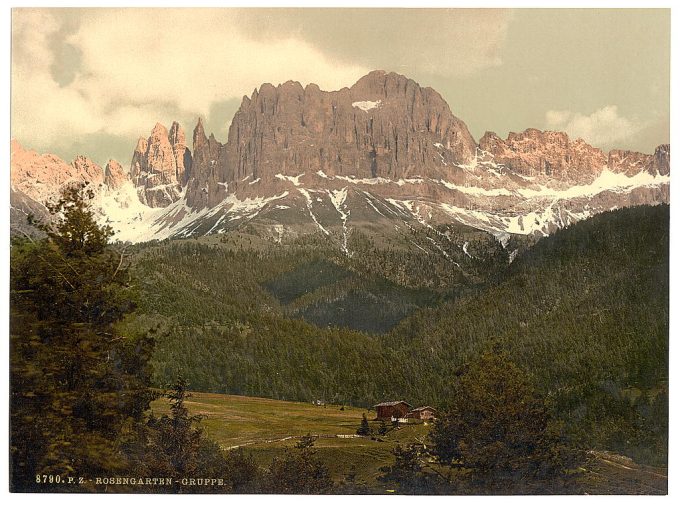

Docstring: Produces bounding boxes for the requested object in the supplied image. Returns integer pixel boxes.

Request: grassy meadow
[152,391,429,486]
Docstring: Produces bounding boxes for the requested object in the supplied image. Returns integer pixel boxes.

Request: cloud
[11,9,370,159]
[545,105,642,149]
[235,9,513,78]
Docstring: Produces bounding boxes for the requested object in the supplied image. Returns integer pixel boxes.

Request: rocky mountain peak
[10,140,106,205]
[72,155,105,185]
[134,136,148,154]
[104,159,128,190]
[350,70,415,98]
[150,122,169,139]
[479,128,607,179]
[130,121,193,207]
[183,70,479,208]
[652,144,670,176]
[193,117,207,147]
[479,128,670,181]
[9,71,671,245]
[185,117,224,208]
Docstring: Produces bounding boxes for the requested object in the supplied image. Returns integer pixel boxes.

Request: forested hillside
[386,205,669,465]
[128,205,669,466]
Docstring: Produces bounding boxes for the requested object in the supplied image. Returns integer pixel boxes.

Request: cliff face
[651,144,670,176]
[104,159,128,190]
[10,70,671,244]
[10,139,107,204]
[130,122,193,207]
[478,129,608,179]
[186,70,477,207]
[142,72,670,211]
[478,129,670,181]
[185,118,226,208]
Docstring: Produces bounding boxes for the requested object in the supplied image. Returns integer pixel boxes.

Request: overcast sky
[11,8,670,167]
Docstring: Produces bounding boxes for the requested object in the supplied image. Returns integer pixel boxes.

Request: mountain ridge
[9,70,670,247]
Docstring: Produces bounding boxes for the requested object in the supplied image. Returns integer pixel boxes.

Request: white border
[2,2,676,505]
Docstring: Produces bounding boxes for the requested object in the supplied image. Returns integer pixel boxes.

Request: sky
[10,8,670,168]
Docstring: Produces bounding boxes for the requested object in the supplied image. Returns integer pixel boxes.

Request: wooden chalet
[405,406,438,421]
[373,401,412,420]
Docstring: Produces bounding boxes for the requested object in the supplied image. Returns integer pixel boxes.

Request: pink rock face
[186,70,477,208]
[651,144,670,176]
[169,121,191,184]
[479,129,670,182]
[72,155,105,185]
[10,139,105,205]
[478,129,608,180]
[9,70,671,243]
[104,159,128,190]
[607,150,655,176]
[130,122,193,207]
[185,118,224,208]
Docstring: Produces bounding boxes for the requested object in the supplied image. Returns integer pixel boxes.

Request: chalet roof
[411,406,437,412]
[373,400,412,408]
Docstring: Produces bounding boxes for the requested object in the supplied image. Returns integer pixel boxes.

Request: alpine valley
[10,71,670,488]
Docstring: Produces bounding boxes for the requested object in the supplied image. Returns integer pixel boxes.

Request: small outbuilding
[373,401,412,420]
[405,406,438,421]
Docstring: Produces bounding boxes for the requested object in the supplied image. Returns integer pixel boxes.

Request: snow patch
[437,179,514,197]
[275,173,305,186]
[352,100,381,112]
[206,215,226,235]
[328,187,351,255]
[362,191,387,218]
[99,184,289,243]
[517,169,669,199]
[462,241,473,259]
[298,188,330,236]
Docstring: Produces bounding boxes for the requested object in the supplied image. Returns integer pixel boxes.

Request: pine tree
[428,346,579,492]
[10,183,156,491]
[379,443,435,494]
[357,413,371,436]
[267,437,333,494]
[146,377,204,477]
[296,433,316,449]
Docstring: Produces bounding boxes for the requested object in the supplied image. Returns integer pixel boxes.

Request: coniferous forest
[9,186,669,493]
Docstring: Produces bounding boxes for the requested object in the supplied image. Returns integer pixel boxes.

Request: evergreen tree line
[8,186,331,493]
[9,185,668,492]
[128,205,668,466]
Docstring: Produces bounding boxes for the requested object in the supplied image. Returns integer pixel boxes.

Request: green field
[151,390,667,493]
[152,391,429,486]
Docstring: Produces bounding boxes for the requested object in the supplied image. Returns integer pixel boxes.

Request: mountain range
[10,70,670,250]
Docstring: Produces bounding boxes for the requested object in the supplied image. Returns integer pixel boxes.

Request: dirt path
[225,433,362,450]
[588,450,667,494]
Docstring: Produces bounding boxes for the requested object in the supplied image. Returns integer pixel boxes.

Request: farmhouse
[405,406,437,421]
[373,401,412,420]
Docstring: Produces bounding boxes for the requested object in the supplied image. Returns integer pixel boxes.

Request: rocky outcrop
[169,121,192,184]
[130,122,192,207]
[9,70,671,244]
[186,70,477,207]
[651,144,670,176]
[10,139,105,205]
[607,149,655,176]
[479,129,670,182]
[72,155,105,185]
[104,159,128,190]
[185,118,225,207]
[478,129,608,180]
